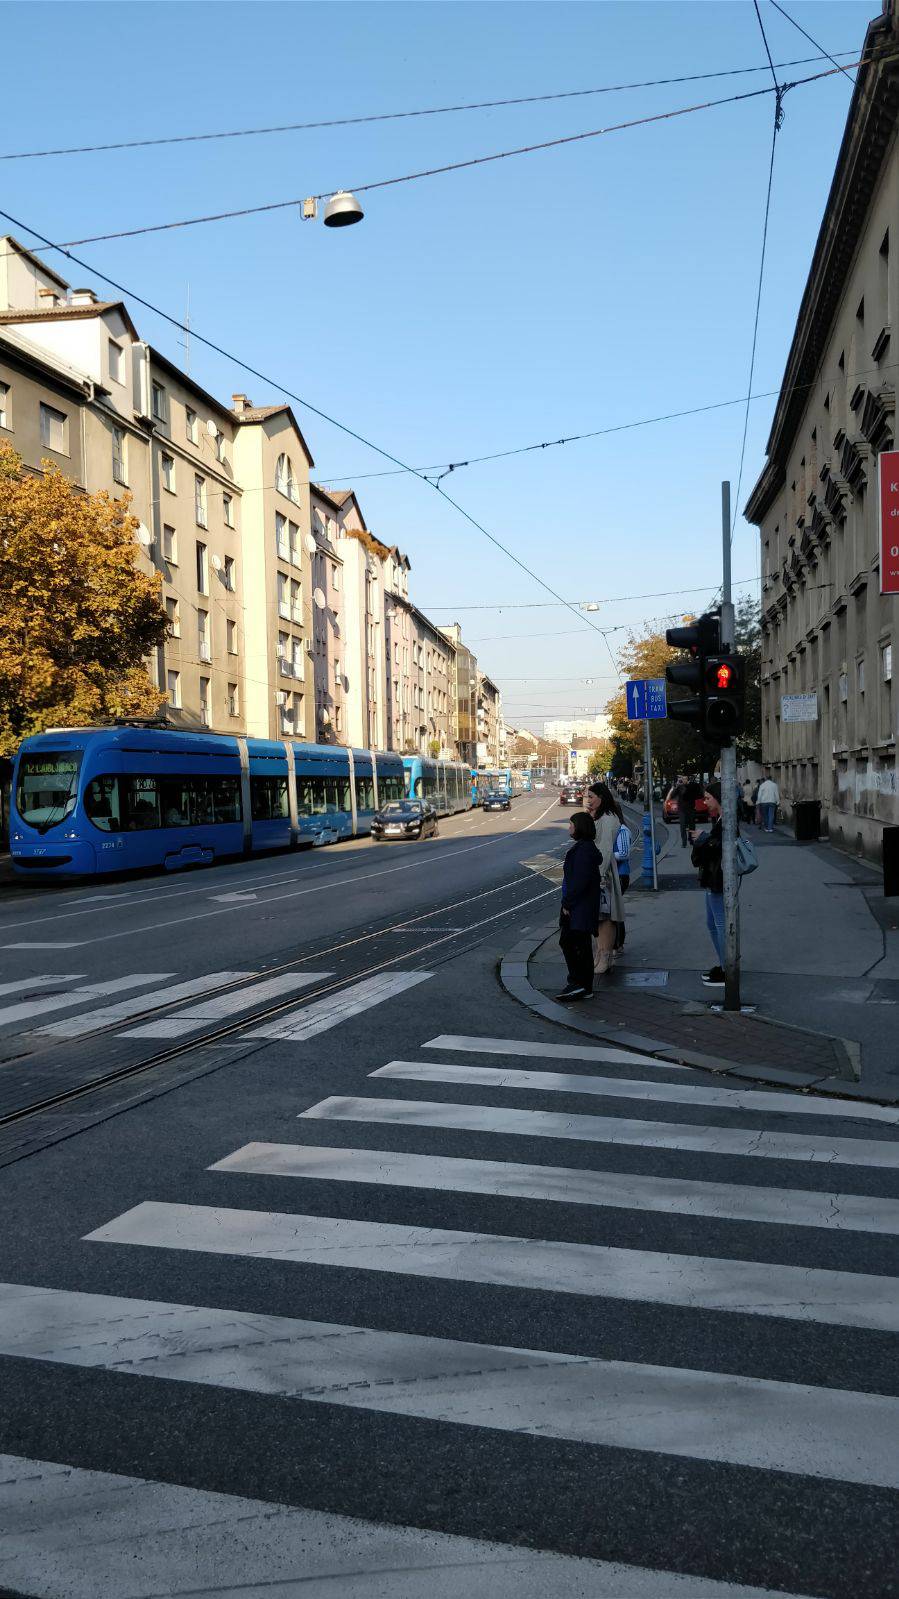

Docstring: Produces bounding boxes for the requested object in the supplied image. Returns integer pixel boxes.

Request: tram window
[211,778,241,823]
[296,777,314,815]
[160,778,192,827]
[251,776,289,820]
[356,776,375,811]
[122,776,162,830]
[380,774,405,803]
[336,778,352,811]
[85,777,123,832]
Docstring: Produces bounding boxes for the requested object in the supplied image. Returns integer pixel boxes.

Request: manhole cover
[620,970,669,987]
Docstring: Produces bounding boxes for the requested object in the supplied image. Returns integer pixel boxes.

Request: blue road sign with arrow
[625,678,667,720]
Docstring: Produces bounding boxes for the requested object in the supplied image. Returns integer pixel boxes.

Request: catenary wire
[0,50,861,163]
[768,1,858,85]
[21,58,874,252]
[419,578,758,611]
[0,208,624,679]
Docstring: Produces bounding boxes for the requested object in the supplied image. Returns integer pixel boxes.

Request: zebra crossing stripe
[370,1060,899,1126]
[0,1453,820,1597]
[248,970,432,1042]
[210,1141,899,1235]
[0,973,173,1028]
[121,972,333,1039]
[0,975,85,999]
[84,1201,899,1333]
[3,1284,899,1492]
[302,1094,899,1171]
[425,1033,687,1068]
[37,972,257,1039]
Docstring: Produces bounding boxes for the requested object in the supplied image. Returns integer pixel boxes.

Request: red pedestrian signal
[715,663,734,690]
[704,654,745,741]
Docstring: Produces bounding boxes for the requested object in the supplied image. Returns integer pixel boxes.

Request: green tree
[606,629,708,783]
[734,595,762,763]
[0,442,167,753]
[586,739,614,775]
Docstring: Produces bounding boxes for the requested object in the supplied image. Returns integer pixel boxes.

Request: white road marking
[211,1141,899,1235]
[0,1452,817,1598]
[37,972,256,1039]
[0,941,85,949]
[0,974,172,1028]
[121,972,333,1038]
[249,971,431,1042]
[2,1284,897,1492]
[426,1033,686,1069]
[0,975,85,999]
[210,891,258,903]
[85,1201,899,1333]
[372,1060,899,1126]
[303,1094,899,1171]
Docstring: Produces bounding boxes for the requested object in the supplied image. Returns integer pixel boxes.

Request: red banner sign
[879,449,899,595]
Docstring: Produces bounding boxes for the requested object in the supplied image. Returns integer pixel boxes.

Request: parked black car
[371,799,439,841]
[482,790,512,812]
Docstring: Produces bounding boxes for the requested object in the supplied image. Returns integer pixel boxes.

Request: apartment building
[383,554,456,756]
[745,2,899,859]
[310,485,347,744]
[325,490,389,750]
[441,624,478,766]
[476,672,504,768]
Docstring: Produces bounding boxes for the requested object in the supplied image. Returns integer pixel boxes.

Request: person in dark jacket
[556,810,602,1001]
[689,780,724,987]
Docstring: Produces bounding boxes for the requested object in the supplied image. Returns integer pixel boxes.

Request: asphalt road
[0,789,897,1599]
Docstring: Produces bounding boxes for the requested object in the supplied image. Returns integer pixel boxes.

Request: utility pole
[720,481,741,1011]
[642,718,659,891]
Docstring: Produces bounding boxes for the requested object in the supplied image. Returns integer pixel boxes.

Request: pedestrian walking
[585,782,626,975]
[556,809,602,1002]
[757,770,780,833]
[689,779,725,988]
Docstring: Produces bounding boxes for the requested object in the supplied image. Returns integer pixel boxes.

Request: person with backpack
[585,782,626,974]
[556,809,602,1002]
[613,816,631,949]
[689,780,725,988]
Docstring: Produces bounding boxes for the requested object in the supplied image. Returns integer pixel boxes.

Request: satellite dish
[304,532,317,555]
[136,523,153,549]
[210,553,223,572]
[206,418,219,439]
[313,587,326,610]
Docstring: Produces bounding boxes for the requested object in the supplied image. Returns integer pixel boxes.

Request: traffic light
[704,654,745,740]
[664,613,720,733]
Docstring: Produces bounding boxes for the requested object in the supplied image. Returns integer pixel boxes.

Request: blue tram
[401,756,473,815]
[9,727,408,878]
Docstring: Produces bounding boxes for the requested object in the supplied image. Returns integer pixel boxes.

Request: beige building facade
[745,4,899,859]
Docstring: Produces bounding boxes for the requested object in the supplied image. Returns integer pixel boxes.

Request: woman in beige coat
[585,782,625,974]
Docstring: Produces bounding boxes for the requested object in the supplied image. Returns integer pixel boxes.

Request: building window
[196,540,208,595]
[198,608,211,662]
[223,492,234,527]
[0,381,8,429]
[228,681,239,716]
[199,676,210,726]
[332,564,340,593]
[39,402,67,453]
[277,572,290,618]
[223,555,236,592]
[152,382,168,423]
[111,425,126,485]
[108,340,125,385]
[275,511,289,560]
[275,453,298,503]
[226,618,238,654]
[162,524,177,564]
[291,577,302,621]
[839,672,849,703]
[883,644,893,683]
[292,638,304,678]
[161,453,176,492]
[165,596,179,637]
[857,658,866,697]
[212,428,224,463]
[166,669,181,708]
[186,407,198,444]
[289,519,300,565]
[194,474,207,528]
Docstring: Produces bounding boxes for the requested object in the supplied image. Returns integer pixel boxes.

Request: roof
[745,2,899,522]
[318,485,367,530]
[0,236,69,291]
[0,324,94,397]
[310,481,343,512]
[230,398,314,467]
[0,300,140,339]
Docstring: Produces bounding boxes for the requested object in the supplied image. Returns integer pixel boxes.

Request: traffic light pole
[720,481,741,1012]
[642,718,659,892]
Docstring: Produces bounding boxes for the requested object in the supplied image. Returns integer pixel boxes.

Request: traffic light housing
[704,654,745,740]
[664,613,721,734]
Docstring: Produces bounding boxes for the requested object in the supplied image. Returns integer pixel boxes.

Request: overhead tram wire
[0,49,861,162]
[768,1,858,86]
[21,57,881,254]
[419,578,758,611]
[0,208,622,679]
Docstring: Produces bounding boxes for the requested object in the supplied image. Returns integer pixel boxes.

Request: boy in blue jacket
[557,810,603,1001]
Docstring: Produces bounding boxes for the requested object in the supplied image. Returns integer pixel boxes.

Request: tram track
[0,872,558,1154]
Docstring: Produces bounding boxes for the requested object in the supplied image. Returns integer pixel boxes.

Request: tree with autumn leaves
[0,442,168,754]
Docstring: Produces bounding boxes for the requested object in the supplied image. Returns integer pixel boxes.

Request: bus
[9,727,408,878]
[402,757,472,815]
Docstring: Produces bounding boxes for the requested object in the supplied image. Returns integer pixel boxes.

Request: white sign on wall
[781,692,819,723]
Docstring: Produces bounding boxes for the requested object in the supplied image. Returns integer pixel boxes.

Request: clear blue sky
[1,0,874,729]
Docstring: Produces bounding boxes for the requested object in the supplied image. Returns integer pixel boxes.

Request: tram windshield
[15,752,82,831]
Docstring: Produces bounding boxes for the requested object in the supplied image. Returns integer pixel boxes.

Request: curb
[499,926,896,1107]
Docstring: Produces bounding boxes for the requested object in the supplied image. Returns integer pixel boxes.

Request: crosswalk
[2,1021,897,1595]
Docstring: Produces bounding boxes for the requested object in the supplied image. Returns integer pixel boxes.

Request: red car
[558,786,584,806]
[662,786,710,823]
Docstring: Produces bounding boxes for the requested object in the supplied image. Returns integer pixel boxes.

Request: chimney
[70,287,97,306]
[232,393,250,414]
[37,287,59,306]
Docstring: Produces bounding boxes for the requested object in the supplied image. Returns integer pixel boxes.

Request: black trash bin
[793,799,822,842]
[884,825,899,898]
